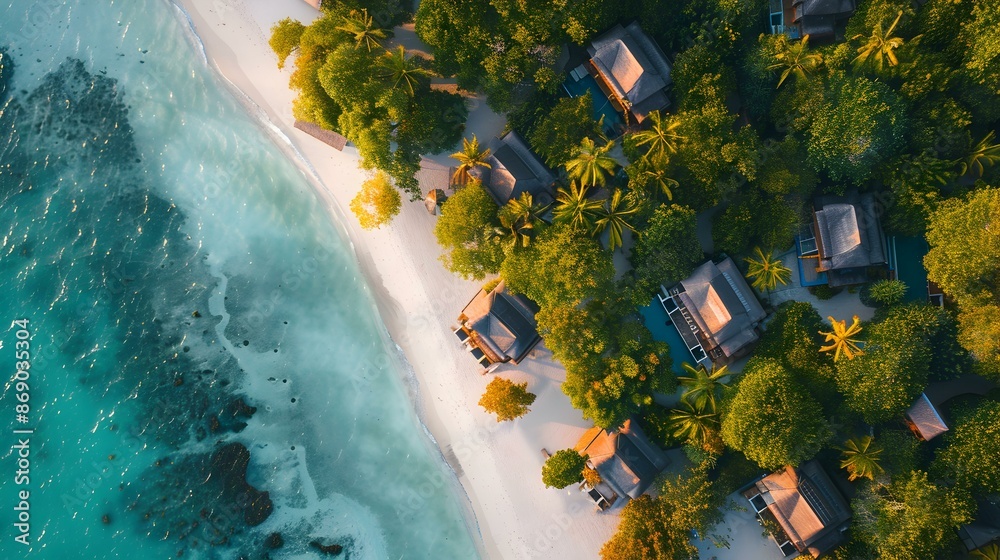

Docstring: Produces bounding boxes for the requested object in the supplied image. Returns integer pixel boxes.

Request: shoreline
[168,1,620,558]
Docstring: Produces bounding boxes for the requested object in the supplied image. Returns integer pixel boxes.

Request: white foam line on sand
[167,1,620,558]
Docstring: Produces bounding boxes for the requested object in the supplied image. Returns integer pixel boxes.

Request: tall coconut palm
[972,543,1000,560]
[553,181,603,231]
[959,131,1000,178]
[593,189,638,251]
[450,135,491,187]
[744,247,792,295]
[630,110,683,166]
[492,192,548,250]
[668,398,721,451]
[768,34,823,88]
[381,45,432,96]
[629,163,679,201]
[677,363,731,411]
[819,315,865,361]
[839,435,885,482]
[852,11,906,71]
[337,9,387,52]
[565,137,619,188]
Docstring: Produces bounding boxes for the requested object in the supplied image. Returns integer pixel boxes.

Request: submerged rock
[309,540,343,556]
[209,442,273,526]
[264,532,283,549]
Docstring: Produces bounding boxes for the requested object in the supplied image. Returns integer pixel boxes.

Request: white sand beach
[168,0,621,558]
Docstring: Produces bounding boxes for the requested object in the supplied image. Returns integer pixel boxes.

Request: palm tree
[668,398,720,449]
[553,181,603,231]
[819,315,865,361]
[744,247,792,296]
[839,435,885,482]
[959,131,1000,178]
[629,163,679,201]
[593,189,638,251]
[677,363,731,411]
[852,11,906,71]
[380,45,432,96]
[972,543,1000,560]
[630,110,683,166]
[450,135,491,187]
[492,192,548,250]
[336,9,387,52]
[565,137,619,188]
[768,34,823,88]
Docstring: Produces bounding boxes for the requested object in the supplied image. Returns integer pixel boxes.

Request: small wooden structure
[294,120,347,151]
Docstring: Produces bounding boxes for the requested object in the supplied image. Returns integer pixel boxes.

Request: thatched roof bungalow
[456,281,541,369]
[809,192,887,286]
[744,460,851,558]
[662,257,766,366]
[574,419,669,500]
[471,131,555,207]
[585,22,672,124]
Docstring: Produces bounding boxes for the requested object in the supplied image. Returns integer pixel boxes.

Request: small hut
[424,189,447,215]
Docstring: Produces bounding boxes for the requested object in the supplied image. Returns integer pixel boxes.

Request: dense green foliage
[755,302,838,403]
[542,449,589,489]
[501,224,614,309]
[853,471,973,560]
[405,2,1000,554]
[925,188,1000,377]
[434,181,504,279]
[630,204,702,294]
[933,400,1000,495]
[530,92,602,168]
[836,304,966,423]
[721,358,830,469]
[270,8,467,199]
[600,467,722,560]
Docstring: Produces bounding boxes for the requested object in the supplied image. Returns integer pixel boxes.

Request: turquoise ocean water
[0,1,479,558]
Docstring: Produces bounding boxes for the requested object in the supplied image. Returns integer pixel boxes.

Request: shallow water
[0,1,479,558]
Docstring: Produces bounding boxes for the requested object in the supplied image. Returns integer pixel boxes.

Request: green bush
[810,284,842,300]
[869,279,908,307]
[639,405,688,450]
[542,449,588,489]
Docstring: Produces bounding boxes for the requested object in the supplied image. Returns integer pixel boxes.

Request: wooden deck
[293,120,347,151]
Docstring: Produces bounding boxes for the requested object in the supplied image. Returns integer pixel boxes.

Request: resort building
[744,460,852,558]
[455,281,541,370]
[768,0,856,41]
[799,192,887,287]
[580,22,672,125]
[904,375,997,441]
[472,130,556,207]
[904,393,949,441]
[574,419,669,505]
[658,257,766,368]
[959,497,1000,554]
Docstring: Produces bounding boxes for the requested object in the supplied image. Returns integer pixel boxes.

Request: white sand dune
[169,0,620,558]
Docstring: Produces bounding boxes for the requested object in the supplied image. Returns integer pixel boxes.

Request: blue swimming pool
[640,297,694,375]
[562,74,625,137]
[889,236,930,302]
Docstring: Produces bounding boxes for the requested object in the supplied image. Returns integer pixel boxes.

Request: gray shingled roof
[575,419,669,499]
[755,460,851,557]
[675,257,766,359]
[460,281,540,364]
[474,131,555,207]
[587,22,672,122]
[799,0,855,16]
[794,0,855,38]
[814,193,886,272]
[905,393,949,441]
